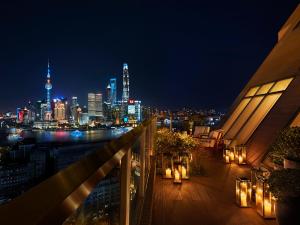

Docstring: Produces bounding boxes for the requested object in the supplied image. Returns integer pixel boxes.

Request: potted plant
[269,127,300,169]
[268,169,300,225]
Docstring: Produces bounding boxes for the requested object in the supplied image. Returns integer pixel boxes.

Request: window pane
[245,86,260,97]
[225,96,264,139]
[256,82,274,95]
[236,93,282,144]
[222,98,251,134]
[270,78,293,92]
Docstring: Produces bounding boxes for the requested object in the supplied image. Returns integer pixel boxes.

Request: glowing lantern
[223,148,231,163]
[165,168,172,178]
[181,166,187,179]
[173,169,182,184]
[236,177,252,207]
[162,153,173,179]
[256,176,276,219]
[234,145,247,165]
[180,153,190,179]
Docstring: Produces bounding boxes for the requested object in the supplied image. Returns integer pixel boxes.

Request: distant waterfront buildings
[13,61,145,128]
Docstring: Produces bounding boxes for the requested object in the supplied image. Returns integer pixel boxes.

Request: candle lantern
[162,153,173,179]
[165,168,172,178]
[223,148,231,163]
[234,145,247,165]
[236,177,252,207]
[180,152,190,179]
[252,167,271,200]
[251,167,259,200]
[173,169,182,184]
[256,176,276,219]
[173,161,182,184]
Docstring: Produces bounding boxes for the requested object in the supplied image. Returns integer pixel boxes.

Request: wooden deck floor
[152,149,278,225]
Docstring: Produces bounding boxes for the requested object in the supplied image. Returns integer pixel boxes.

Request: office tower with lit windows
[54,99,66,122]
[44,61,52,121]
[71,97,78,121]
[106,83,112,104]
[88,93,103,118]
[88,93,96,116]
[95,93,103,117]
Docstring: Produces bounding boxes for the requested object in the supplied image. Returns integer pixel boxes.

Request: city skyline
[3,61,133,112]
[0,1,299,112]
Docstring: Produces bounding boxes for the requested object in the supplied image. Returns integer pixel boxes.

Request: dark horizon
[0,0,299,112]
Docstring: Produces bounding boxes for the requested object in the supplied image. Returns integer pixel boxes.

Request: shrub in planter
[268,169,300,225]
[269,127,300,166]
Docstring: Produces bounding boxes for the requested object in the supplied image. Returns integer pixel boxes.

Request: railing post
[120,148,131,225]
[145,124,151,174]
[138,129,146,198]
[151,118,157,155]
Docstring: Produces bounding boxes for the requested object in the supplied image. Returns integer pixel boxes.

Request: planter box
[276,197,300,225]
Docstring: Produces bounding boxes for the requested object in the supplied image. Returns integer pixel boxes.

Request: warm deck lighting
[234,145,247,165]
[230,149,235,162]
[236,177,252,207]
[174,169,182,184]
[182,166,187,179]
[256,176,276,219]
[223,148,231,163]
[165,168,172,178]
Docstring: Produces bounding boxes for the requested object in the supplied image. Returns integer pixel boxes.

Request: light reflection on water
[3,127,132,144]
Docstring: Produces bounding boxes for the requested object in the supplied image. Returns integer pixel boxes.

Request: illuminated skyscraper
[88,93,96,116]
[110,78,117,106]
[54,99,66,122]
[122,63,129,102]
[44,61,52,121]
[71,96,78,121]
[106,83,111,104]
[95,93,103,117]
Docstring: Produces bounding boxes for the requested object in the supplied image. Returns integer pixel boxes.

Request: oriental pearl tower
[44,60,52,121]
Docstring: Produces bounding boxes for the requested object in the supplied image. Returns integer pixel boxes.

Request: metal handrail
[0,119,153,225]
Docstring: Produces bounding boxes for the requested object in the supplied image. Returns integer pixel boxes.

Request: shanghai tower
[122,63,129,102]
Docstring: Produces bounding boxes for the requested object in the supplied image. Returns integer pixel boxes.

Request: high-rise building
[95,93,103,117]
[106,83,111,104]
[35,100,42,121]
[54,99,66,122]
[110,78,117,106]
[127,99,142,124]
[122,63,129,102]
[71,97,78,121]
[44,61,52,121]
[88,93,96,116]
[88,93,103,118]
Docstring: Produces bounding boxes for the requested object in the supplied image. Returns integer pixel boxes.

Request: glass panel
[256,82,274,95]
[245,86,260,97]
[63,168,121,225]
[236,93,282,144]
[290,112,300,127]
[222,98,251,134]
[225,96,264,139]
[270,78,293,92]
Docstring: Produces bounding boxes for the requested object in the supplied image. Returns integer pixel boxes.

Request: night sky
[0,0,299,112]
